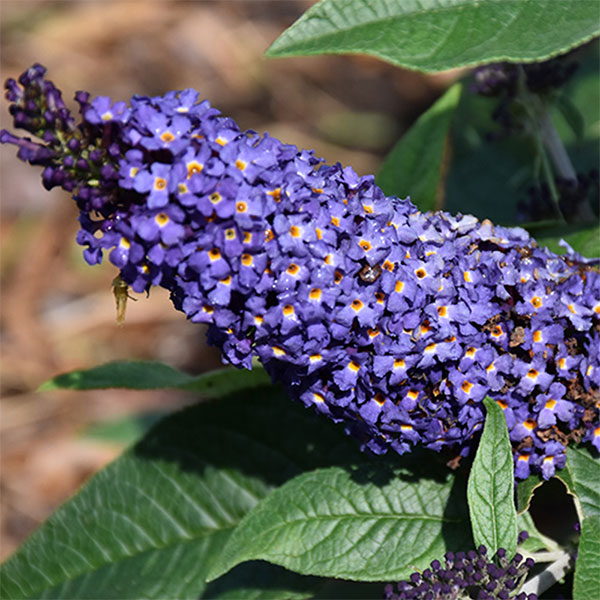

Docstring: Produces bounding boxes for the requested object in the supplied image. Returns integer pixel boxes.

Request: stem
[519,550,573,597]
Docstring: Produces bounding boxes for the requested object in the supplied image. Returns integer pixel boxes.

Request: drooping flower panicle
[2,65,599,479]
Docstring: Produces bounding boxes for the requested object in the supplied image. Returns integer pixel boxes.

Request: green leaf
[39,360,271,395]
[516,473,544,515]
[376,83,462,211]
[524,221,600,259]
[467,397,518,557]
[561,446,600,521]
[0,387,366,599]
[266,0,600,73]
[516,510,560,554]
[207,460,470,582]
[573,515,600,600]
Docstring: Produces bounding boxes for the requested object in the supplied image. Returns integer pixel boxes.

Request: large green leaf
[0,387,367,599]
[467,397,518,557]
[39,360,270,395]
[207,460,470,582]
[573,515,600,600]
[377,83,461,210]
[266,0,600,72]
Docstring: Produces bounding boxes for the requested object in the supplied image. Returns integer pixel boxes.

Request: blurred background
[0,0,455,559]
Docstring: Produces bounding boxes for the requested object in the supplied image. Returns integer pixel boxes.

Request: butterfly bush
[2,64,599,480]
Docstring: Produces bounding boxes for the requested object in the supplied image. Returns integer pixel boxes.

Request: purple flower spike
[2,64,599,481]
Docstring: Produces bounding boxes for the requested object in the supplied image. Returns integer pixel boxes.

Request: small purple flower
[140,111,191,155]
[513,357,554,395]
[133,162,174,209]
[535,383,573,428]
[85,96,130,125]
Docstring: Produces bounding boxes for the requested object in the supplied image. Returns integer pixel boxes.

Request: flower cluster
[2,65,599,479]
[384,537,537,600]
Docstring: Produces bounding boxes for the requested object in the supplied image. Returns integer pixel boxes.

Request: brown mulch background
[0,0,456,560]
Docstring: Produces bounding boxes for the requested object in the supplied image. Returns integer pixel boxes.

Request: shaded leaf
[376,83,462,211]
[266,0,600,73]
[467,397,518,557]
[208,461,470,582]
[573,515,600,600]
[39,360,271,396]
[0,387,366,599]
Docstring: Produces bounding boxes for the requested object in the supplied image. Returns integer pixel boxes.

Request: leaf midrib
[242,510,462,537]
